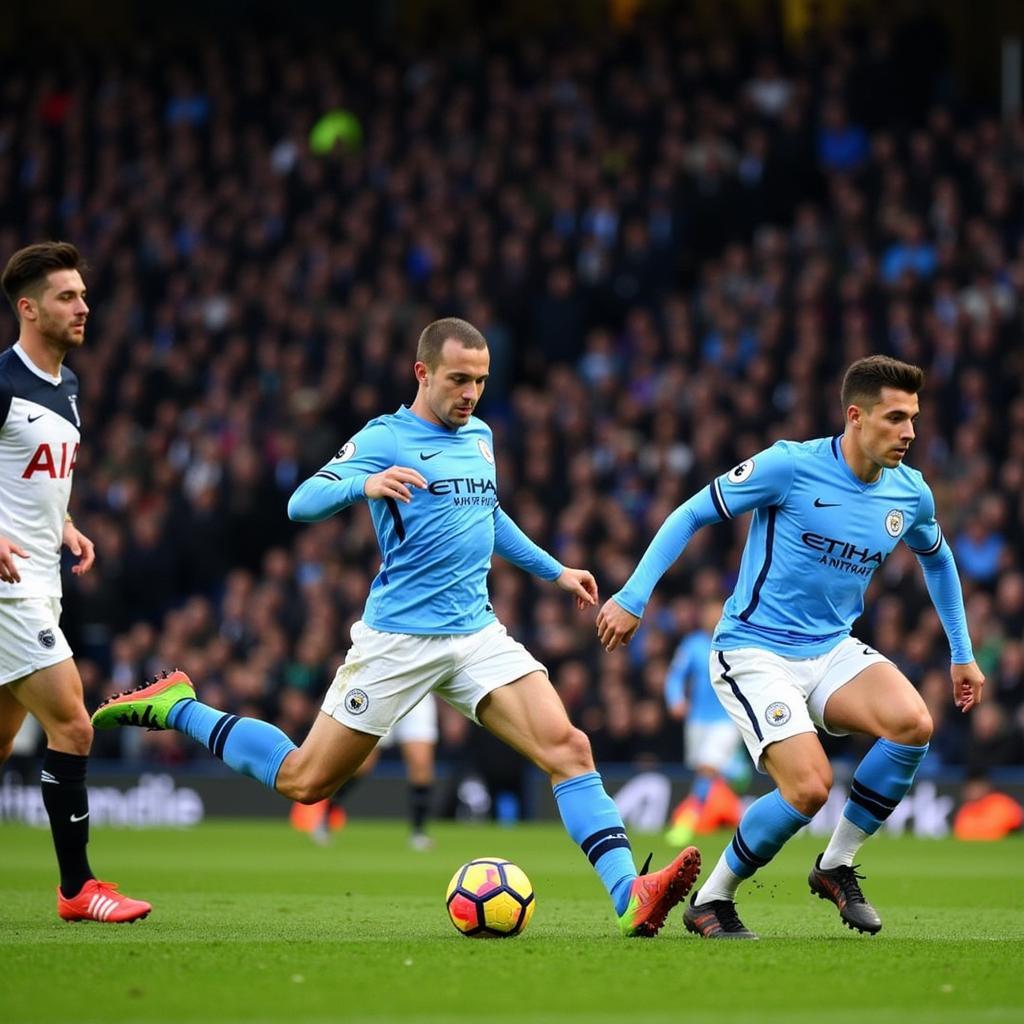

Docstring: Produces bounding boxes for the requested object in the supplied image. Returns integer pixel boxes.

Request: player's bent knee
[51,718,93,756]
[543,726,594,779]
[783,773,831,816]
[891,708,933,747]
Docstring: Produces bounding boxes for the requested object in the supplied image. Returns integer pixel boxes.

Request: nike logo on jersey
[70,812,89,823]
[813,498,840,507]
[420,451,443,461]
[27,413,45,423]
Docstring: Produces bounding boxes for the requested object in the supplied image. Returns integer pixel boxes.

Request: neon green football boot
[91,670,195,730]
[618,845,701,937]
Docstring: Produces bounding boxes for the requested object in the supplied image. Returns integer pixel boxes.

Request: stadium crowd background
[3,3,1022,788]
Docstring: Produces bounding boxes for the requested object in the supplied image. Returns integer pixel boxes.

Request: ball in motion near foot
[445,858,535,937]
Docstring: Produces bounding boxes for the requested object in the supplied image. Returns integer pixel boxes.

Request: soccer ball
[445,857,535,938]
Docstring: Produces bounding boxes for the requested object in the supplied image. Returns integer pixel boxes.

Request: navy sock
[553,771,636,915]
[844,738,929,834]
[724,789,810,879]
[169,699,296,790]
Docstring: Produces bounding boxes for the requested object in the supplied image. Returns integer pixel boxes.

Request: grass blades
[1,821,1021,1024]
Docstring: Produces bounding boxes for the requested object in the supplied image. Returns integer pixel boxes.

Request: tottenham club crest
[765,702,791,727]
[477,439,495,465]
[885,509,904,538]
[345,688,369,715]
[37,629,56,650]
[727,459,755,484]
[334,441,357,463]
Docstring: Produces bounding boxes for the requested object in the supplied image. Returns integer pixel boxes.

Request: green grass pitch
[2,821,1021,1024]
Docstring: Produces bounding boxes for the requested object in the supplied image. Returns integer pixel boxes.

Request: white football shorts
[321,620,546,737]
[378,692,439,748]
[684,719,744,772]
[709,636,893,771]
[0,597,74,685]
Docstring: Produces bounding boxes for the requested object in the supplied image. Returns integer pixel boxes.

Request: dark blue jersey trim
[709,481,729,521]
[718,652,763,742]
[384,497,406,542]
[0,348,80,429]
[907,527,943,558]
[738,506,777,623]
[830,435,841,460]
[315,470,342,481]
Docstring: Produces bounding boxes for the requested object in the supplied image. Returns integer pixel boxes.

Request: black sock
[410,784,432,834]
[41,749,93,898]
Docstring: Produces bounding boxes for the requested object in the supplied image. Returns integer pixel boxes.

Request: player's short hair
[841,355,924,410]
[1,241,85,315]
[416,317,487,369]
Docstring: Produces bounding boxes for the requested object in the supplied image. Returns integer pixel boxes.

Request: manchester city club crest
[885,509,904,537]
[345,688,369,715]
[765,702,791,727]
[477,439,495,465]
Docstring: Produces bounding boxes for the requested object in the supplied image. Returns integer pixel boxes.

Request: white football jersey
[0,343,81,597]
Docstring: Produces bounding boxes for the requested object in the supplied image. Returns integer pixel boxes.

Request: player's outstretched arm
[952,660,985,713]
[0,533,29,584]
[554,567,598,610]
[62,519,95,576]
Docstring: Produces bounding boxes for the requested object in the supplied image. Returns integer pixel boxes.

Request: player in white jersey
[0,242,151,923]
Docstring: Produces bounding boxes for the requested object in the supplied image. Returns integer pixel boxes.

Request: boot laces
[831,863,868,904]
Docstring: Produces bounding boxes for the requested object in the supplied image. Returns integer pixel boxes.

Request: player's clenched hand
[596,598,641,652]
[952,660,984,713]
[555,567,598,610]
[63,521,95,576]
[364,466,428,504]
[0,534,29,585]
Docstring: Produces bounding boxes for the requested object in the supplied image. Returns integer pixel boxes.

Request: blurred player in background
[598,356,984,939]
[294,692,437,850]
[95,317,701,937]
[0,242,151,923]
[663,599,746,847]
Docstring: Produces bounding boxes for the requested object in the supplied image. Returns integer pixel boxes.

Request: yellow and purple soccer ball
[445,858,535,938]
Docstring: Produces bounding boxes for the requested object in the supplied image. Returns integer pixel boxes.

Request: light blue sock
[845,738,929,834]
[553,771,636,915]
[168,699,296,790]
[724,789,811,879]
[692,774,713,806]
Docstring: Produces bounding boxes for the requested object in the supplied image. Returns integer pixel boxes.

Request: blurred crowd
[2,10,1022,779]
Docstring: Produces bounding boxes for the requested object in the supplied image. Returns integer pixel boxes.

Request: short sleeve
[709,442,795,521]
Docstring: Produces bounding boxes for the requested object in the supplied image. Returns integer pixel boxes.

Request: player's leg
[8,658,151,921]
[805,651,932,933]
[685,650,822,939]
[394,694,438,848]
[0,682,30,764]
[474,671,699,937]
[400,740,435,849]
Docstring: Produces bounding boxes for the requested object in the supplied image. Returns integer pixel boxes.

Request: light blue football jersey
[616,435,970,660]
[288,405,562,634]
[709,436,940,654]
[665,631,732,724]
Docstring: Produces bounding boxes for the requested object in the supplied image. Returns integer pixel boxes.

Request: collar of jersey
[396,404,466,434]
[13,342,63,386]
[833,432,885,491]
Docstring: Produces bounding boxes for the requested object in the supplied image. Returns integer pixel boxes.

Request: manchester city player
[597,356,984,938]
[94,318,701,937]
[0,242,151,922]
